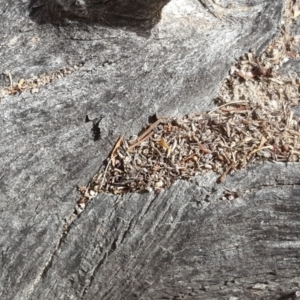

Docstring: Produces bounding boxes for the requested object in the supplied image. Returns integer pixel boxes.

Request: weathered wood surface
[1,0,300,299]
[31,163,300,300]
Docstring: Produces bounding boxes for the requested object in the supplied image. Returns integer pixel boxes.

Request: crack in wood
[0,63,84,100]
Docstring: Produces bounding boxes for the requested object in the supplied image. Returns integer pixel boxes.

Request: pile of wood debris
[79,0,300,204]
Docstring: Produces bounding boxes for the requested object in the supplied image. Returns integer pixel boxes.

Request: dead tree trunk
[2,0,300,299]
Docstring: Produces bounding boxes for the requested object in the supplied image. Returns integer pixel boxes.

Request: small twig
[128,117,169,150]
[97,135,124,190]
[99,158,111,191]
[219,162,236,183]
[137,117,168,141]
[4,70,13,91]
[128,131,154,150]
[249,145,273,156]
[208,101,249,115]
[247,136,270,158]
[110,135,124,167]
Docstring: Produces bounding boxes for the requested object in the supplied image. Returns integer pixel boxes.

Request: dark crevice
[40,230,68,279]
[41,255,54,279]
[37,193,93,283]
[119,216,135,245]
[101,285,115,300]
[246,182,300,193]
[109,236,118,254]
[141,194,159,218]
[82,253,108,297]
[82,234,120,297]
[275,291,300,300]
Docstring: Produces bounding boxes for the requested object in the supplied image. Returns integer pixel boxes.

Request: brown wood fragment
[110,135,124,167]
[219,162,236,183]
